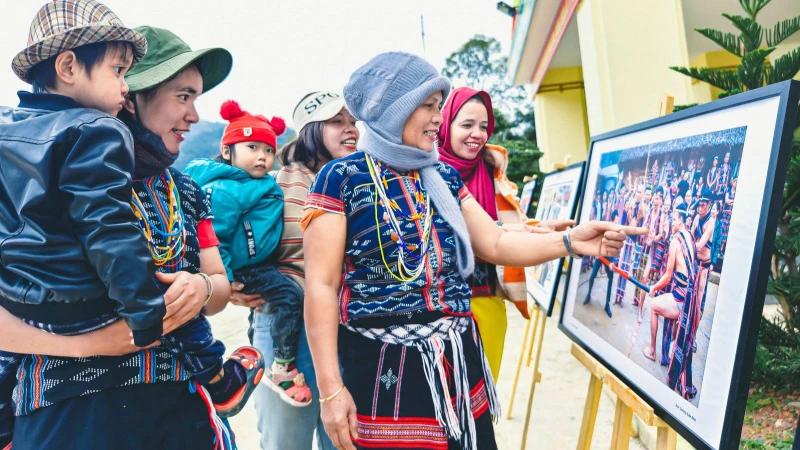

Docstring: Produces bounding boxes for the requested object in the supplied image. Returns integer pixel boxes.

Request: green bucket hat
[125,26,232,94]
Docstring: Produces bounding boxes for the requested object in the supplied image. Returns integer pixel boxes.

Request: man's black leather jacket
[0,92,164,346]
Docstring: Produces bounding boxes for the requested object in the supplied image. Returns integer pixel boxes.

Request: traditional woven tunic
[305,153,499,450]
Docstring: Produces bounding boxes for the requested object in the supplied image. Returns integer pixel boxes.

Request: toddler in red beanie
[185,101,313,407]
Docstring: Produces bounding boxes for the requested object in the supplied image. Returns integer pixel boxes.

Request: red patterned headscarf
[437,87,498,219]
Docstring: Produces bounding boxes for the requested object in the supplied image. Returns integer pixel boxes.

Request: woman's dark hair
[30,41,131,93]
[278,121,332,171]
[466,93,487,107]
[677,179,690,199]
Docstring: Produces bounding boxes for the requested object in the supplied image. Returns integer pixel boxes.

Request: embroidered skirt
[339,316,498,450]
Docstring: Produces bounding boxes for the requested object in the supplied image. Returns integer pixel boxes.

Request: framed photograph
[525,162,584,316]
[519,178,538,217]
[559,81,800,450]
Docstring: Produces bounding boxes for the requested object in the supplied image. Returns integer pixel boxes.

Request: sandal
[264,362,313,407]
[214,346,265,418]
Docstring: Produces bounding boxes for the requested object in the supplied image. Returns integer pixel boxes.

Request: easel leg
[520,309,547,450]
[610,398,633,450]
[507,308,534,419]
[526,308,541,367]
[655,426,677,450]
[576,375,602,450]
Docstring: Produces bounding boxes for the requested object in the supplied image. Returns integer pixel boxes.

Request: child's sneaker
[209,346,265,418]
[263,361,312,407]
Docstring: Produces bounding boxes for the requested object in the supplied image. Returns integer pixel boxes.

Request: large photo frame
[559,81,800,450]
[525,162,584,316]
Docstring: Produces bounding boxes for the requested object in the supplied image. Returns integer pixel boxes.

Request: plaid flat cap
[12,0,147,83]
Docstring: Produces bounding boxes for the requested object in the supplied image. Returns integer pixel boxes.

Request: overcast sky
[2,0,515,126]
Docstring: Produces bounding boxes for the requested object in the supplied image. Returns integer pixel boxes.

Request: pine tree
[672,0,800,387]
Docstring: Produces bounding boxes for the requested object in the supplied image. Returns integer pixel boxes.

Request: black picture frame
[526,161,585,316]
[558,80,800,450]
[518,178,538,217]
[794,423,800,450]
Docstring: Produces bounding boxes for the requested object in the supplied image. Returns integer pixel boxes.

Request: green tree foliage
[670,0,800,99]
[503,140,544,187]
[442,34,542,197]
[672,0,800,390]
[441,35,527,115]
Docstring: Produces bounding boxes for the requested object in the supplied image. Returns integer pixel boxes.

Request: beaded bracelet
[197,273,213,305]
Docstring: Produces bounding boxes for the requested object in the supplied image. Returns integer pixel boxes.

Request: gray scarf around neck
[359,123,474,279]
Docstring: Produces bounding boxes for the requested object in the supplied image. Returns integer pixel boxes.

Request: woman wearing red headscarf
[437,87,572,380]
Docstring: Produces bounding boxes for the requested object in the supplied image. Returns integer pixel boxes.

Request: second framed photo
[525,162,584,316]
[518,178,538,217]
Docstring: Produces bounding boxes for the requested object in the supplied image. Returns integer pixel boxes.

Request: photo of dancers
[571,126,746,406]
[526,163,583,314]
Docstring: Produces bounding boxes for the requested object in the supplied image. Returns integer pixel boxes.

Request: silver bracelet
[563,229,583,259]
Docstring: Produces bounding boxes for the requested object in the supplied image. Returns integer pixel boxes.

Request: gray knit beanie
[344,52,451,143]
[341,52,474,280]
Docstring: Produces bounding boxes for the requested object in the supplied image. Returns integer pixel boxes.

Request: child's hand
[230,281,266,311]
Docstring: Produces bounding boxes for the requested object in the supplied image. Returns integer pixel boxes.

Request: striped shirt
[272,162,316,290]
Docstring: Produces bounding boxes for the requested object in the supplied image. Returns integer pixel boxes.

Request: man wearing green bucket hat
[3,25,256,450]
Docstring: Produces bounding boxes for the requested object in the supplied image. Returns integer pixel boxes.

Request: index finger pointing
[621,225,648,236]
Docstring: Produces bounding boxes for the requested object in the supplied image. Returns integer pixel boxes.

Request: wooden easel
[573,94,678,450]
[506,303,546,449]
[507,153,578,449]
[518,305,548,450]
[572,344,677,450]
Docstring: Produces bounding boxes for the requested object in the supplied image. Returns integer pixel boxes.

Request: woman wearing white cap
[229,91,359,450]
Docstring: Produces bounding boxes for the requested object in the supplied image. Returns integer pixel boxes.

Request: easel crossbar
[570,344,658,426]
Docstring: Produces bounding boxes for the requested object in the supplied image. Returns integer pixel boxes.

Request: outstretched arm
[0,306,151,357]
[462,198,646,267]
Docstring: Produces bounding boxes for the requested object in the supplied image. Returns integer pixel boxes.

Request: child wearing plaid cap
[0,3,260,448]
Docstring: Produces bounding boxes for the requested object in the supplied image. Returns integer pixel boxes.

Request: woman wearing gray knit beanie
[303,51,645,450]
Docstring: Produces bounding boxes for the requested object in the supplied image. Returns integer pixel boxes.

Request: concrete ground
[209,301,646,449]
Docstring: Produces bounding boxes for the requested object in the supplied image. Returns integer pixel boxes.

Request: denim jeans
[235,263,303,363]
[252,311,334,450]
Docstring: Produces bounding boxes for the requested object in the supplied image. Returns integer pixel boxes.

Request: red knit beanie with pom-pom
[220,100,286,150]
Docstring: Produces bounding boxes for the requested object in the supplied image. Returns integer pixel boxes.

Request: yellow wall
[533,67,590,170]
[575,0,692,135]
